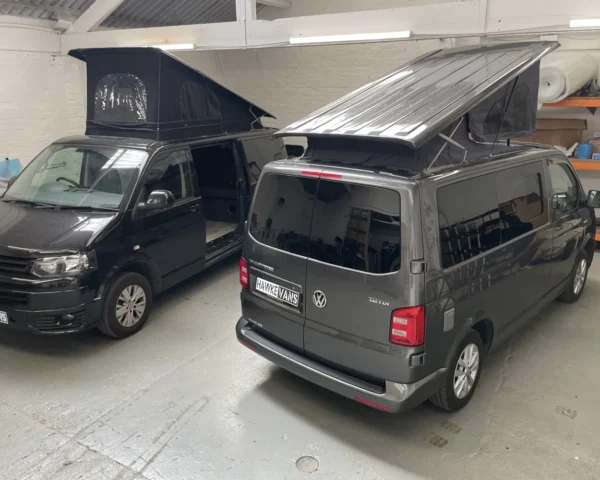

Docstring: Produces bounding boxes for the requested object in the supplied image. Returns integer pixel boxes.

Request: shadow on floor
[248,291,588,473]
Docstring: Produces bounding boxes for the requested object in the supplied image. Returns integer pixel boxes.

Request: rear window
[250,174,401,274]
[249,174,316,256]
[309,180,401,274]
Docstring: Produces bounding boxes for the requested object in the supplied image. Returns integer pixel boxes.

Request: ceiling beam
[72,0,125,33]
[257,0,291,7]
[236,0,256,21]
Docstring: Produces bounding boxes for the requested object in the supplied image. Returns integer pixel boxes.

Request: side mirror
[7,176,17,188]
[588,190,600,208]
[137,190,175,212]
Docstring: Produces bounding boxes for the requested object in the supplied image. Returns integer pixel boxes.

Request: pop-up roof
[276,42,559,149]
[69,47,275,141]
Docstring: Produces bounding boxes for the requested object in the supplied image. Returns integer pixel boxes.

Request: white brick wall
[177,39,448,133]
[0,21,85,166]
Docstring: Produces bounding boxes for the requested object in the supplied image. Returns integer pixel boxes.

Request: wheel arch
[100,256,161,298]
[472,319,494,354]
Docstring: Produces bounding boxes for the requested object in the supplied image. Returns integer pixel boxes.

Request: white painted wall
[0,17,85,166]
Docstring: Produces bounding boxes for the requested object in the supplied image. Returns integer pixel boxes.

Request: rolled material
[538,54,598,104]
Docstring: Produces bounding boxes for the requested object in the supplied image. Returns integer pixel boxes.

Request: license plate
[255,277,300,307]
[0,311,7,325]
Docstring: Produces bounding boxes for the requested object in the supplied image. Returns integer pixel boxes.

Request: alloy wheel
[116,285,147,328]
[453,343,480,399]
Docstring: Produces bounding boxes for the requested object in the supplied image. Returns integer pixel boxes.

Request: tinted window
[309,181,401,274]
[438,174,501,269]
[95,74,147,124]
[249,174,316,256]
[547,159,578,214]
[496,169,544,242]
[241,137,287,184]
[141,149,195,204]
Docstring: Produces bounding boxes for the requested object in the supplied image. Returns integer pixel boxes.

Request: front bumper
[0,286,102,334]
[236,317,446,413]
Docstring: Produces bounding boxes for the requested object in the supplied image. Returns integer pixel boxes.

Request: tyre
[559,252,589,304]
[99,272,153,338]
[430,330,484,412]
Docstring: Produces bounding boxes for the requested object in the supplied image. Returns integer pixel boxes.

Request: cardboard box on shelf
[514,119,587,148]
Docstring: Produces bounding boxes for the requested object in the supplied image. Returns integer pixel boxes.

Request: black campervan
[0,47,286,338]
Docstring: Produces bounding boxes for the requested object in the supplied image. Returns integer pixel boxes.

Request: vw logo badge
[312,290,327,308]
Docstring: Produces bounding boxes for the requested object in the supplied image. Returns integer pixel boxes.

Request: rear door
[303,175,420,384]
[242,168,316,352]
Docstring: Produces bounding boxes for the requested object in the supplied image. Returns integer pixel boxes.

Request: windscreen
[250,173,402,274]
[4,145,147,210]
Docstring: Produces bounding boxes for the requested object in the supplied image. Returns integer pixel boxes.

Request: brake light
[301,170,343,179]
[240,257,249,289]
[390,306,425,346]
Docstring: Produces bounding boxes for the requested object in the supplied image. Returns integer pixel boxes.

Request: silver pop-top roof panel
[276,42,559,148]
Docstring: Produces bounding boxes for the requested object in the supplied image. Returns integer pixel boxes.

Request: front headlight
[32,254,90,277]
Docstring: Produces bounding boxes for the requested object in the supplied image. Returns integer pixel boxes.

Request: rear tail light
[390,306,425,346]
[240,257,249,289]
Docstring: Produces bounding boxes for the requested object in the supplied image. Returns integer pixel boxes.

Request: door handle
[190,204,200,213]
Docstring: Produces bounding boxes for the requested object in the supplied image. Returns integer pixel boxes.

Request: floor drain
[296,456,319,473]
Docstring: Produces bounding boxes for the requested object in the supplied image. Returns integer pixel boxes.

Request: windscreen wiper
[59,205,119,212]
[2,198,56,209]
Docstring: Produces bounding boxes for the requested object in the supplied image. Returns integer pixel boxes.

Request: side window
[547,159,578,215]
[94,74,147,124]
[141,149,195,204]
[309,181,401,274]
[249,173,316,256]
[438,174,501,269]
[241,137,287,185]
[496,165,545,243]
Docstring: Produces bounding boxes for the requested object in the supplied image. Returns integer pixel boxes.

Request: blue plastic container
[577,142,594,159]
[0,158,22,178]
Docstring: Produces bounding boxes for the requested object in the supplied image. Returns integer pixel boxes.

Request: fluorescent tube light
[569,19,600,28]
[150,43,195,51]
[290,31,411,45]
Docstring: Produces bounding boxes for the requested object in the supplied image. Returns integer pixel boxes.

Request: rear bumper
[236,317,446,413]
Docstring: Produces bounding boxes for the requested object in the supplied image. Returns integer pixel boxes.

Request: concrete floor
[1,255,599,480]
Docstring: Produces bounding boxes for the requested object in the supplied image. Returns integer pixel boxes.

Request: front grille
[0,289,28,306]
[0,255,31,275]
[32,311,85,333]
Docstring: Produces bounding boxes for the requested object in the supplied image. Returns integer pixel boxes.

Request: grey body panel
[421,150,594,371]
[276,42,558,148]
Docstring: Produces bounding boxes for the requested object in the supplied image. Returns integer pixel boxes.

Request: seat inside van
[190,144,240,244]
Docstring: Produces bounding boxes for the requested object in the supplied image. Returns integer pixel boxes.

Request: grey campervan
[235,42,597,412]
